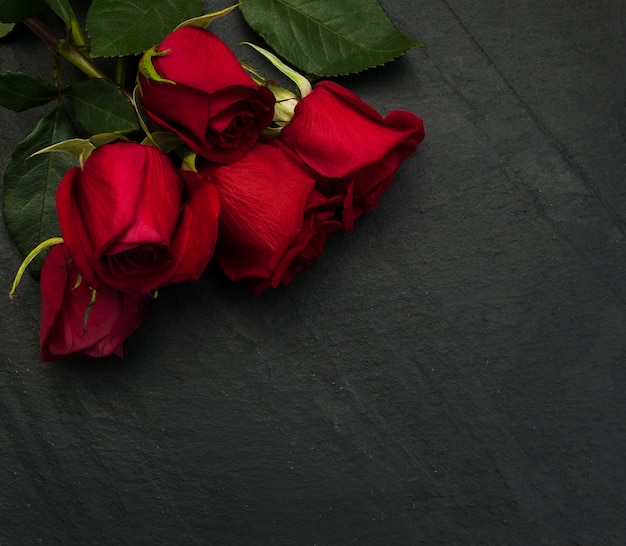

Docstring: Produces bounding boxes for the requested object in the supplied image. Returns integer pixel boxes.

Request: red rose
[138,26,275,164]
[40,244,149,361]
[184,140,342,294]
[280,81,425,230]
[56,142,220,294]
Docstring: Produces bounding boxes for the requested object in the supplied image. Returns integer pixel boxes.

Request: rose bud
[280,81,425,230]
[56,142,220,294]
[40,244,149,361]
[183,139,342,295]
[138,26,275,164]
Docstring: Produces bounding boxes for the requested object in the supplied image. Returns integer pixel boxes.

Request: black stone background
[1,1,625,544]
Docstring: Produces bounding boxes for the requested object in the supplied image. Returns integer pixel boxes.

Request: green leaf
[45,0,72,26]
[64,78,139,135]
[0,22,15,38]
[86,0,203,57]
[239,0,424,76]
[0,72,57,112]
[0,0,45,23]
[3,106,78,275]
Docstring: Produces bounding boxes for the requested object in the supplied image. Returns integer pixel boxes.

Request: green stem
[24,17,131,99]
[69,16,89,51]
[51,50,63,91]
[115,56,129,87]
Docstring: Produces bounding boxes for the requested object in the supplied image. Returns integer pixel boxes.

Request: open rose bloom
[56,142,220,294]
[138,26,275,164]
[185,139,342,295]
[281,81,425,230]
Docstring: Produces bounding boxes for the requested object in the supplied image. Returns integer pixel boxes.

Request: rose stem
[67,11,89,51]
[23,17,131,99]
[115,56,130,87]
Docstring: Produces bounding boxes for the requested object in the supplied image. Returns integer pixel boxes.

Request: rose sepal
[28,134,129,167]
[9,237,64,299]
[139,131,197,171]
[138,45,175,85]
[89,133,131,147]
[29,139,95,167]
[174,4,240,30]
[180,150,199,173]
[140,131,185,153]
[242,42,312,99]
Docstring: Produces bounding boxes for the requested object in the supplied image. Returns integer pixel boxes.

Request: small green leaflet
[0,0,45,23]
[0,73,58,112]
[86,0,203,57]
[3,106,78,276]
[64,79,139,135]
[240,0,424,76]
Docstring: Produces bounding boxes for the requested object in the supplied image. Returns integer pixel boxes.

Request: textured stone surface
[1,1,625,543]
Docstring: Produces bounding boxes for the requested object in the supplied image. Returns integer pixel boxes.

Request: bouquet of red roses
[1,1,425,361]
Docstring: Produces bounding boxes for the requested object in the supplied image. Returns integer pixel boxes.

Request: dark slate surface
[1,1,625,544]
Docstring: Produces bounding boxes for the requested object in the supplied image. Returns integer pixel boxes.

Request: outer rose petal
[55,166,100,288]
[76,143,182,256]
[197,140,341,293]
[281,81,424,178]
[40,244,149,361]
[153,27,256,92]
[168,173,220,284]
[280,81,425,230]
